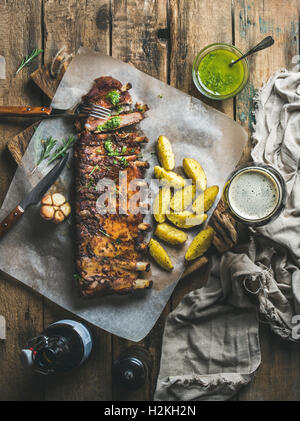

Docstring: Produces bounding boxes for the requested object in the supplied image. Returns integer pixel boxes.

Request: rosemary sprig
[48,135,76,164]
[38,137,57,165]
[16,48,43,74]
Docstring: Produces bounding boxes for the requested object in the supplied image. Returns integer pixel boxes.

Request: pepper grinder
[112,346,152,391]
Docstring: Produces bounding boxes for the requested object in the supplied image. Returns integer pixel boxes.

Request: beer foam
[228,168,280,221]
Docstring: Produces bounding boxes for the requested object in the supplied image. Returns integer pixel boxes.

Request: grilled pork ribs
[74,77,152,297]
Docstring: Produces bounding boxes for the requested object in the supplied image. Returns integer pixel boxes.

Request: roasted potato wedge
[167,211,207,229]
[153,187,171,223]
[192,185,219,214]
[154,166,185,189]
[155,222,188,245]
[170,185,196,212]
[157,135,175,171]
[183,158,207,191]
[149,238,173,271]
[185,226,215,261]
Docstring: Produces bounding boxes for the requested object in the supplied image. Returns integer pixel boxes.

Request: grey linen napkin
[154,70,300,401]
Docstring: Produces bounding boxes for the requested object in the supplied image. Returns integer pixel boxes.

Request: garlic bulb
[40,193,71,224]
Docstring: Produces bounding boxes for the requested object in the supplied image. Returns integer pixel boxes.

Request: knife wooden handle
[0,205,24,238]
[0,106,52,116]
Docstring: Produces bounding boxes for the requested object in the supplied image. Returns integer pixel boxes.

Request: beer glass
[223,163,286,226]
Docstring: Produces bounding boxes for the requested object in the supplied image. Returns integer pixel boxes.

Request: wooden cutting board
[7,59,241,278]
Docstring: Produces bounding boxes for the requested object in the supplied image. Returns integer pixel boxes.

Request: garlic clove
[40,205,55,220]
[41,194,53,206]
[61,202,71,217]
[53,210,65,224]
[52,193,66,207]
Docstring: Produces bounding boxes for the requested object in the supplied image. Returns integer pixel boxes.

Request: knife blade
[0,154,69,238]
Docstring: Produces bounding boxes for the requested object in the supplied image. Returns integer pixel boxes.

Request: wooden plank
[239,324,300,401]
[43,0,111,61]
[169,0,234,304]
[7,122,39,165]
[234,0,299,133]
[233,0,300,401]
[111,0,169,401]
[43,0,113,401]
[30,59,69,100]
[169,0,234,117]
[0,0,45,401]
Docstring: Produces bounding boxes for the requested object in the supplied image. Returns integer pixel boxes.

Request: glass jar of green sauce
[192,43,249,100]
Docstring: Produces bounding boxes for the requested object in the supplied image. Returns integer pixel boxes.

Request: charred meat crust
[75,76,151,298]
[82,76,132,107]
[84,111,146,132]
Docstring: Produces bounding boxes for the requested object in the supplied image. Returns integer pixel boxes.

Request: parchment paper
[0,48,247,341]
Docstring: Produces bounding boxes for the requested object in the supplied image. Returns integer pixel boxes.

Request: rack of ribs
[74,76,152,298]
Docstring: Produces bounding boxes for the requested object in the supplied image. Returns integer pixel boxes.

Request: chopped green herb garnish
[130,148,136,153]
[104,139,114,153]
[104,139,124,157]
[99,228,111,238]
[113,160,118,165]
[89,164,99,176]
[87,179,95,188]
[97,116,121,132]
[120,157,129,167]
[106,90,120,106]
[158,94,163,99]
[121,146,127,153]
[115,105,124,114]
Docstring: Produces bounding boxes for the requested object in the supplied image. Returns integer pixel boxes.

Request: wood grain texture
[111,0,169,401]
[43,0,111,60]
[233,0,300,401]
[7,122,39,165]
[42,0,113,401]
[169,0,234,116]
[30,57,69,100]
[0,0,44,402]
[239,324,300,401]
[0,0,299,402]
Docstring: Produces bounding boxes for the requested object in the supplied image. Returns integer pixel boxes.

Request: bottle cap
[20,349,34,368]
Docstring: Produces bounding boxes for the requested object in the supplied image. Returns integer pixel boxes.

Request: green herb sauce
[97,116,121,132]
[106,90,120,106]
[198,49,244,96]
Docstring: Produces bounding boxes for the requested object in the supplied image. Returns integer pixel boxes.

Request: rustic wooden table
[0,0,299,401]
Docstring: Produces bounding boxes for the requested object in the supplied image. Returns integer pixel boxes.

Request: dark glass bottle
[20,320,93,375]
[112,346,152,391]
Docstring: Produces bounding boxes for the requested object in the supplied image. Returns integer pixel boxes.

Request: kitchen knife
[0,153,69,238]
